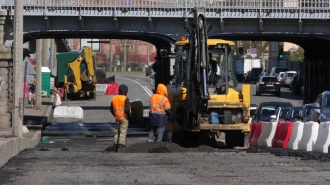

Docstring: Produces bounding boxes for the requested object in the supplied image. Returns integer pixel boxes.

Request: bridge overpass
[0,0,330,136]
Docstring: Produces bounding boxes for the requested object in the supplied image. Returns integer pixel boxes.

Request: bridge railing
[1,0,329,11]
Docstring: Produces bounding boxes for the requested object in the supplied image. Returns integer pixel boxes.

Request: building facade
[68,39,156,70]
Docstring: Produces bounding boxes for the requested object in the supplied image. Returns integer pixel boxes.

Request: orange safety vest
[150,94,170,114]
[112,95,131,120]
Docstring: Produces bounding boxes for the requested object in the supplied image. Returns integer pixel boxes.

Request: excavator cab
[208,40,238,95]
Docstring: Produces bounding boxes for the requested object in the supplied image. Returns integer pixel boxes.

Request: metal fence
[1,0,330,11]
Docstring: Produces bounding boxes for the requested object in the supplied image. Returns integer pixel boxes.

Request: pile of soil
[247,146,330,162]
[108,142,219,153]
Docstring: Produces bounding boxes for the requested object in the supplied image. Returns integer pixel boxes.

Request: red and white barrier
[249,122,257,145]
[250,121,265,146]
[272,120,285,147]
[298,121,319,151]
[288,121,304,150]
[313,122,330,153]
[257,122,277,147]
[273,121,294,148]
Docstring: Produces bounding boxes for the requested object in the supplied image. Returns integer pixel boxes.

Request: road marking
[117,76,152,97]
[144,86,153,95]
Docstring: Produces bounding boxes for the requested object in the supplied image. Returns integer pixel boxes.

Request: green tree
[289,47,304,62]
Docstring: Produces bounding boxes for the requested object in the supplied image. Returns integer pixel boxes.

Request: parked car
[248,67,263,83]
[297,103,313,122]
[281,71,297,87]
[277,72,285,82]
[256,76,281,97]
[309,91,330,123]
[285,106,302,122]
[270,107,290,123]
[250,104,258,123]
[251,102,293,122]
[269,67,288,77]
[146,65,153,76]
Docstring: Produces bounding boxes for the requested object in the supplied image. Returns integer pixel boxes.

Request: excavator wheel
[90,91,96,101]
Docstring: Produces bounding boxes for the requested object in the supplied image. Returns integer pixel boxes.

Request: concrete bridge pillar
[0,10,14,134]
[303,49,330,104]
[49,39,56,75]
[42,39,50,68]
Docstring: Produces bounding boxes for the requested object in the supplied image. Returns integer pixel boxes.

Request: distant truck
[235,58,261,81]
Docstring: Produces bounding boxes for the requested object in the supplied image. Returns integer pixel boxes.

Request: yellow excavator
[64,46,97,100]
[166,8,251,148]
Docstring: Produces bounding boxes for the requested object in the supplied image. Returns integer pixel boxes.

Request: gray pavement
[1,74,322,185]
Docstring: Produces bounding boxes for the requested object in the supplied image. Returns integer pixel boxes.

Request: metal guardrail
[0,0,329,11]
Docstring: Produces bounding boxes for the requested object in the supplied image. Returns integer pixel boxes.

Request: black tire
[256,89,261,96]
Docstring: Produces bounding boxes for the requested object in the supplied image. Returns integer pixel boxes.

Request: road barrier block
[53,106,83,119]
[274,121,294,148]
[250,121,265,146]
[130,99,143,125]
[257,122,277,147]
[288,121,305,150]
[298,121,319,151]
[249,122,257,144]
[313,122,330,153]
[104,83,119,95]
[95,84,108,93]
[272,121,285,147]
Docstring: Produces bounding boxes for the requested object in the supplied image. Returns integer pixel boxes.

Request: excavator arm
[184,7,210,129]
[66,46,97,93]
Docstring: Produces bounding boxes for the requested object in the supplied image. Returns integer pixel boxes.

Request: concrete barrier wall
[53,106,83,119]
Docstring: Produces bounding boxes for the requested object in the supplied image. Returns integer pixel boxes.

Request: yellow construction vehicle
[166,11,250,147]
[64,46,97,100]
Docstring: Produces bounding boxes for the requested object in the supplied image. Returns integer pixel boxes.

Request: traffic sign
[251,48,257,54]
[251,53,257,58]
[283,52,290,59]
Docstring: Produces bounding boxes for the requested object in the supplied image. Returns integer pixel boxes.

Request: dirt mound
[247,146,330,162]
[118,142,219,153]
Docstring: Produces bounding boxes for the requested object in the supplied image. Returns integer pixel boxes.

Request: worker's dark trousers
[147,125,166,142]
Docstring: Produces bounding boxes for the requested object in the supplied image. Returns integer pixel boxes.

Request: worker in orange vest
[147,84,171,142]
[110,84,131,151]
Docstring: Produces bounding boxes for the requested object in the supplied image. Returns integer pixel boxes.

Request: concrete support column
[12,0,24,137]
[0,10,13,134]
[42,39,50,68]
[35,40,42,109]
[50,39,56,75]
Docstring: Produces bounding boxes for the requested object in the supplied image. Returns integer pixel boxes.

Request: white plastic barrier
[313,122,330,153]
[53,106,83,119]
[95,84,108,93]
[257,121,277,147]
[298,121,319,151]
[288,121,305,150]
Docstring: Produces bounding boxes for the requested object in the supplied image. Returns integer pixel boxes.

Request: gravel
[247,146,330,162]
[104,142,219,153]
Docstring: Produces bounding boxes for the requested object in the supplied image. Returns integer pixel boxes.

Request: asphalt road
[1,74,320,185]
